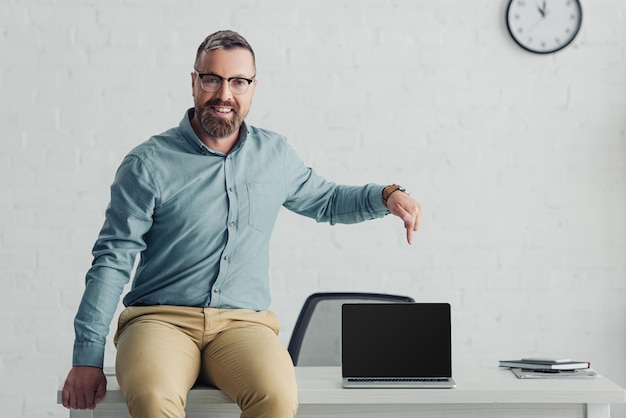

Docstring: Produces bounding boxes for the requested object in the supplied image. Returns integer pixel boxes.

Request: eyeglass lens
[201,75,251,95]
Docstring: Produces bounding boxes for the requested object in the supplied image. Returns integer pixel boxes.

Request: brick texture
[1,1,625,417]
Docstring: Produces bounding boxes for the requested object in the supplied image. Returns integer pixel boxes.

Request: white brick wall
[1,1,625,417]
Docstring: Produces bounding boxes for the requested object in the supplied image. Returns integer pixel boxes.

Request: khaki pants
[113,305,298,418]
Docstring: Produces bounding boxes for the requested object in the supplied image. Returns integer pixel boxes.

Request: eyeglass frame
[193,69,255,95]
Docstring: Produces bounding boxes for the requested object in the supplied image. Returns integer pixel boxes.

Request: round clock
[506,0,582,54]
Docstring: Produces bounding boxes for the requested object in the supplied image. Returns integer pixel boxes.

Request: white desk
[58,367,626,418]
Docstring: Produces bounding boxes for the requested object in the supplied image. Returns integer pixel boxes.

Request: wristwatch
[382,184,407,206]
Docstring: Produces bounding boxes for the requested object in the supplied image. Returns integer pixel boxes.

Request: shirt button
[213,288,219,293]
[223,255,229,261]
[228,187,233,192]
[229,222,235,227]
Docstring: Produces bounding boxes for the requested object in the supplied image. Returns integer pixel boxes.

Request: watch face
[506,0,582,54]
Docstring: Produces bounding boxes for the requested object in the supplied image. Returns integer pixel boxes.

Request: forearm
[323,183,389,224]
[284,167,388,224]
[73,265,130,367]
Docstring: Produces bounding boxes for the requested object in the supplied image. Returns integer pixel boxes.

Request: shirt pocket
[246,182,283,232]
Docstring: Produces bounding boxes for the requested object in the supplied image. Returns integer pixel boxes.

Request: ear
[191,72,197,96]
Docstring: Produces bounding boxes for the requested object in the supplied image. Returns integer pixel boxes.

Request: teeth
[214,107,232,113]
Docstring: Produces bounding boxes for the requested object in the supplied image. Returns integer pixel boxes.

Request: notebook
[342,302,456,388]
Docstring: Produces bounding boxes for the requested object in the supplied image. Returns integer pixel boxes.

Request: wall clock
[506,0,582,54]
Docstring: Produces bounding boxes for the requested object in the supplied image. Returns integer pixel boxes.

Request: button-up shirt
[73,108,389,367]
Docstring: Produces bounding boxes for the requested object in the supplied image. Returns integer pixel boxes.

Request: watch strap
[382,184,406,206]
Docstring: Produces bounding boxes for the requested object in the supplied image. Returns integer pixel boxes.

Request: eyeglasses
[194,70,255,95]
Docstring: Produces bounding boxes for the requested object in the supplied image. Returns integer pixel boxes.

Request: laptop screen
[342,303,452,378]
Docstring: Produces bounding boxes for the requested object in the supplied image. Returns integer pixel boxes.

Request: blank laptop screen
[342,303,452,378]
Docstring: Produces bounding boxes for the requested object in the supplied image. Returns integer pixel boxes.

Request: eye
[204,76,221,85]
[232,78,248,88]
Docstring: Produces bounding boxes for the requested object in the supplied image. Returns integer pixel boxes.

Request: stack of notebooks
[498,357,597,379]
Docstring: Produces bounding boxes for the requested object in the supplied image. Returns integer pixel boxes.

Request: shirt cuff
[73,341,106,368]
[369,184,391,216]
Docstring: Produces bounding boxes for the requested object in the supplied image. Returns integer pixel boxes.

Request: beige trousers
[113,305,298,418]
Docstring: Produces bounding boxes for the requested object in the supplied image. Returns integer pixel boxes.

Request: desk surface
[300,367,626,404]
[59,366,626,405]
[58,367,626,418]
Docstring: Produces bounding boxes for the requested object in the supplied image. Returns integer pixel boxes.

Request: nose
[215,80,233,101]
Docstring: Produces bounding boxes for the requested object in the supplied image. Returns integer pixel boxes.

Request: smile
[213,106,233,114]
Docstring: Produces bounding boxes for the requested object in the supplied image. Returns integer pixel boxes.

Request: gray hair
[194,30,256,69]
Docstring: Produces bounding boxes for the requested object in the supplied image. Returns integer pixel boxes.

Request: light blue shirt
[73,109,389,367]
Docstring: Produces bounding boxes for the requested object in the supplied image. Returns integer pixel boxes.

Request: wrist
[382,184,407,207]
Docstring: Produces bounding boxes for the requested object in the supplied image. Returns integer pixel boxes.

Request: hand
[62,366,107,410]
[384,190,421,245]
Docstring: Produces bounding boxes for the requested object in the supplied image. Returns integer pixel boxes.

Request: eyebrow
[199,71,253,79]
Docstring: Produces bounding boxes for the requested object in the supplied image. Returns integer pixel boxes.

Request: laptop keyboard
[347,377,449,383]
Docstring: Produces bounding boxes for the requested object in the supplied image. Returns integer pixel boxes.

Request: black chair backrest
[287,292,415,366]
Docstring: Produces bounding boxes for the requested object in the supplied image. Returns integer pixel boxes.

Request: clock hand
[537,2,546,17]
[542,0,549,17]
[528,16,544,33]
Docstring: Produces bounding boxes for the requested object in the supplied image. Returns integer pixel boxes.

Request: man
[62,30,421,418]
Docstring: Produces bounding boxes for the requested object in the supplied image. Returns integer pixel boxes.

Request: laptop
[342,303,456,388]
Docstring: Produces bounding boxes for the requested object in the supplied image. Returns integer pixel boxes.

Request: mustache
[202,99,240,113]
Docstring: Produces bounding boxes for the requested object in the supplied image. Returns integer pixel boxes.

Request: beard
[197,99,246,138]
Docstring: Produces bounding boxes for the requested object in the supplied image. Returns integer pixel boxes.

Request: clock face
[506,0,582,54]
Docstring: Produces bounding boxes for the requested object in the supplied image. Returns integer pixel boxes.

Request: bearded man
[61,30,421,418]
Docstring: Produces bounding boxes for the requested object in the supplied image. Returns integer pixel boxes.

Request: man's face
[192,48,257,139]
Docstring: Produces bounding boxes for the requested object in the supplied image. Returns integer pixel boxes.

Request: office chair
[287,292,415,366]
